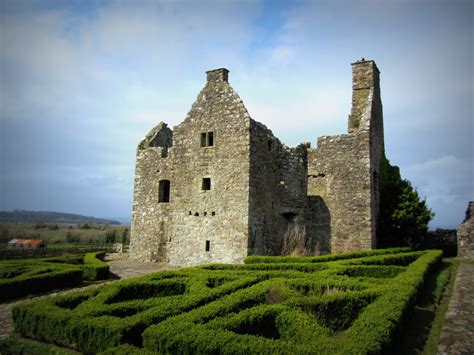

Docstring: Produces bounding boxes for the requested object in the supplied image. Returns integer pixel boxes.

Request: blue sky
[1,0,472,228]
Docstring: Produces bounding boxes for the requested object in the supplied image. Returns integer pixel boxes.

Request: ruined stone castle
[130,59,385,266]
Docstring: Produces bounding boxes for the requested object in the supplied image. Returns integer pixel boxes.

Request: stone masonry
[458,201,474,258]
[130,59,385,266]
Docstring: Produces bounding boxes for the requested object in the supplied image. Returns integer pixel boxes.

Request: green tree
[105,229,117,244]
[0,225,9,243]
[66,232,80,243]
[121,228,129,245]
[377,157,434,248]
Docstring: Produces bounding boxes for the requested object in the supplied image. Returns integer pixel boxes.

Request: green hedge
[0,252,109,302]
[142,250,441,354]
[12,248,442,353]
[244,247,411,264]
[0,267,83,302]
[13,271,262,353]
[82,252,109,280]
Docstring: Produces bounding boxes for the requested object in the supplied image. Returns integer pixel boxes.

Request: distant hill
[105,216,131,225]
[0,210,121,225]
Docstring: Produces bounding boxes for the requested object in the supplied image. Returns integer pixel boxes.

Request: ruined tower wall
[307,60,384,253]
[130,123,173,261]
[247,121,308,255]
[247,121,282,255]
[350,61,385,245]
[307,133,372,252]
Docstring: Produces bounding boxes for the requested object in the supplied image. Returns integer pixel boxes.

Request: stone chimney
[206,68,229,83]
[348,59,382,134]
[351,59,380,91]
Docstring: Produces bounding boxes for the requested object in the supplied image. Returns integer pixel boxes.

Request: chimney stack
[206,68,229,83]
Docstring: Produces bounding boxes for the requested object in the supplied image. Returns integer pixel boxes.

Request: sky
[0,0,472,228]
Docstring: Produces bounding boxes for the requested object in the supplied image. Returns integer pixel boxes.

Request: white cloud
[245,84,349,134]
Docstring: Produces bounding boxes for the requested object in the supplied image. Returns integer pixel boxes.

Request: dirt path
[437,262,474,354]
[0,254,172,341]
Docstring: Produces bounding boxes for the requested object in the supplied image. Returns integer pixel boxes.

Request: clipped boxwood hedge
[12,248,442,354]
[0,252,109,302]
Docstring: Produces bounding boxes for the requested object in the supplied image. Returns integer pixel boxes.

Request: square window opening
[200,131,214,147]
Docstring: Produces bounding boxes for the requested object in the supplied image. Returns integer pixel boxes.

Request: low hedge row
[82,252,109,280]
[244,247,411,264]
[12,248,442,353]
[0,267,84,302]
[0,252,109,302]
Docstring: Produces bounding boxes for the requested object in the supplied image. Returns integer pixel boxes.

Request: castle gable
[130,69,253,265]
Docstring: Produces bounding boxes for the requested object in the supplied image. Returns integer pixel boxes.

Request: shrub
[245,247,411,264]
[1,267,83,302]
[0,252,109,301]
[82,252,109,280]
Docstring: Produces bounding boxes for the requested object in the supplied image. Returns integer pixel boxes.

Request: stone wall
[423,229,457,257]
[130,59,386,265]
[458,201,474,258]
[307,60,383,253]
[248,120,308,255]
[130,69,252,266]
[129,123,172,261]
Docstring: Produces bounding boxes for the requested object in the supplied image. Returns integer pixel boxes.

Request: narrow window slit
[158,180,170,203]
[202,178,211,190]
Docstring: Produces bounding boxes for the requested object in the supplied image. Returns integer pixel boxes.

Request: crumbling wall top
[138,122,173,150]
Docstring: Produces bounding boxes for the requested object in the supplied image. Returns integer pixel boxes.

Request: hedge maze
[0,252,109,302]
[12,248,442,354]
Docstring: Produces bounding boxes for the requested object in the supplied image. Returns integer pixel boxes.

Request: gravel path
[105,253,171,279]
[438,262,474,354]
[0,254,172,341]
